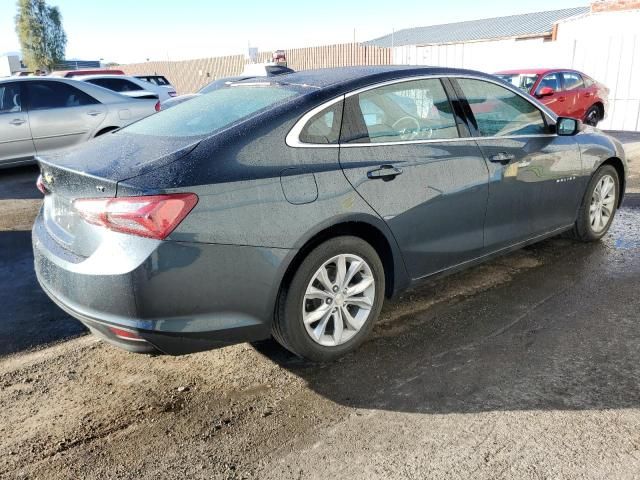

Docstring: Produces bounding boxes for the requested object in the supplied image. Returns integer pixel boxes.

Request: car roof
[0,76,83,83]
[233,65,501,93]
[495,68,584,75]
[73,74,138,80]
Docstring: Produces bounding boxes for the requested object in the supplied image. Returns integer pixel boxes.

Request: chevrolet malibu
[33,66,627,362]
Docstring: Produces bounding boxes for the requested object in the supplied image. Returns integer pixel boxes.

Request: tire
[584,105,601,127]
[572,165,619,242]
[273,236,385,362]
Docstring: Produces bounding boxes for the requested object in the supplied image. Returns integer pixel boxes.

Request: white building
[0,55,28,77]
[369,1,640,131]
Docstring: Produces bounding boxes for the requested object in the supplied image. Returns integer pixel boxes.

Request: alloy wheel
[302,254,375,347]
[589,174,616,233]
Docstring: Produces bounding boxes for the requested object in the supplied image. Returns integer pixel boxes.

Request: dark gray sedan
[33,66,627,361]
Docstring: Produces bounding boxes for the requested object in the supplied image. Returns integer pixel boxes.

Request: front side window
[343,78,458,144]
[0,83,21,113]
[536,73,561,94]
[27,81,98,110]
[124,85,299,137]
[299,101,343,144]
[457,78,547,137]
[562,72,584,91]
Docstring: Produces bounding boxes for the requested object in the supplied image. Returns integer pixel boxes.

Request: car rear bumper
[33,211,292,355]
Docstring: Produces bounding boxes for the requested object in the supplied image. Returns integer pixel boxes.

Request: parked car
[33,66,626,361]
[76,74,177,102]
[0,77,158,168]
[494,68,609,126]
[160,65,295,110]
[50,69,125,77]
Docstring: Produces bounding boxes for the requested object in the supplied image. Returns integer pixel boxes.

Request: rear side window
[456,78,546,137]
[124,86,299,137]
[88,78,143,92]
[562,72,584,91]
[343,78,458,144]
[0,83,21,113]
[26,81,99,110]
[299,101,343,144]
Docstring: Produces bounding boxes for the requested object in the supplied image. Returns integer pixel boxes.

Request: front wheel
[273,236,385,362]
[572,165,619,241]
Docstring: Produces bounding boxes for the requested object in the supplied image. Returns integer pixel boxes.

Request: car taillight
[36,174,48,194]
[154,101,161,112]
[73,193,198,240]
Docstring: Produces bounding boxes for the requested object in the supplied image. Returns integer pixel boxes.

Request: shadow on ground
[0,165,40,200]
[0,231,86,355]
[255,200,640,414]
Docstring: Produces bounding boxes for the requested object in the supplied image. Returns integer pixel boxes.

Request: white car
[0,77,158,168]
[75,75,177,102]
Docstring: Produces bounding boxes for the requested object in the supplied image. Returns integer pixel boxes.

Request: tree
[15,0,67,72]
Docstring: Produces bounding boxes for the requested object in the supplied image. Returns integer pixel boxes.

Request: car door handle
[367,165,403,181]
[9,118,26,126]
[488,152,515,164]
[558,96,566,102]
[87,111,103,116]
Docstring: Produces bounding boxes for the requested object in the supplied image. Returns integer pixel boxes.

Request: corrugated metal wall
[393,10,640,131]
[116,43,392,95]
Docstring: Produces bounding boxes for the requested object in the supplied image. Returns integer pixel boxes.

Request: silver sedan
[0,77,158,168]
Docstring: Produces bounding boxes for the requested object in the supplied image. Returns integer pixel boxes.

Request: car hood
[37,131,201,183]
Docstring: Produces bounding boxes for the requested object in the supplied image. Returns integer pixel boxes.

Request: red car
[495,69,609,127]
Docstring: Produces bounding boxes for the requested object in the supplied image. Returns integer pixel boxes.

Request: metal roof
[367,7,589,47]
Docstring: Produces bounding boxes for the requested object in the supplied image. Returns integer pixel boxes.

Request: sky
[0,0,589,64]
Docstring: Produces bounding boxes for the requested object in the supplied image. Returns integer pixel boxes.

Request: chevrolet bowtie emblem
[43,172,54,185]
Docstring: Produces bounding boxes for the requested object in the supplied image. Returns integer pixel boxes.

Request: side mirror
[556,117,580,136]
[537,86,555,97]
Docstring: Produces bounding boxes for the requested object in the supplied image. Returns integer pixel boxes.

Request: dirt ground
[1,134,639,479]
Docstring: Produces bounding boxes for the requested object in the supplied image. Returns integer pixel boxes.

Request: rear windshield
[495,73,539,92]
[124,85,299,137]
[138,75,170,86]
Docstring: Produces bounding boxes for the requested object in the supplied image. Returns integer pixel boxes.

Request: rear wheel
[572,165,619,241]
[584,105,601,127]
[273,236,385,362]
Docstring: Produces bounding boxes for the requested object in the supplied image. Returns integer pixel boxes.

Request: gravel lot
[1,133,639,479]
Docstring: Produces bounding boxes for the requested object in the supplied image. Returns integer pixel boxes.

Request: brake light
[73,193,198,239]
[154,101,161,112]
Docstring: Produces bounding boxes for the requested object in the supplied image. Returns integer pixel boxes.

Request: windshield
[124,85,299,137]
[496,74,539,93]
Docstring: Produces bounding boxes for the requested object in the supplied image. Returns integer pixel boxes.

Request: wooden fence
[115,43,392,94]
